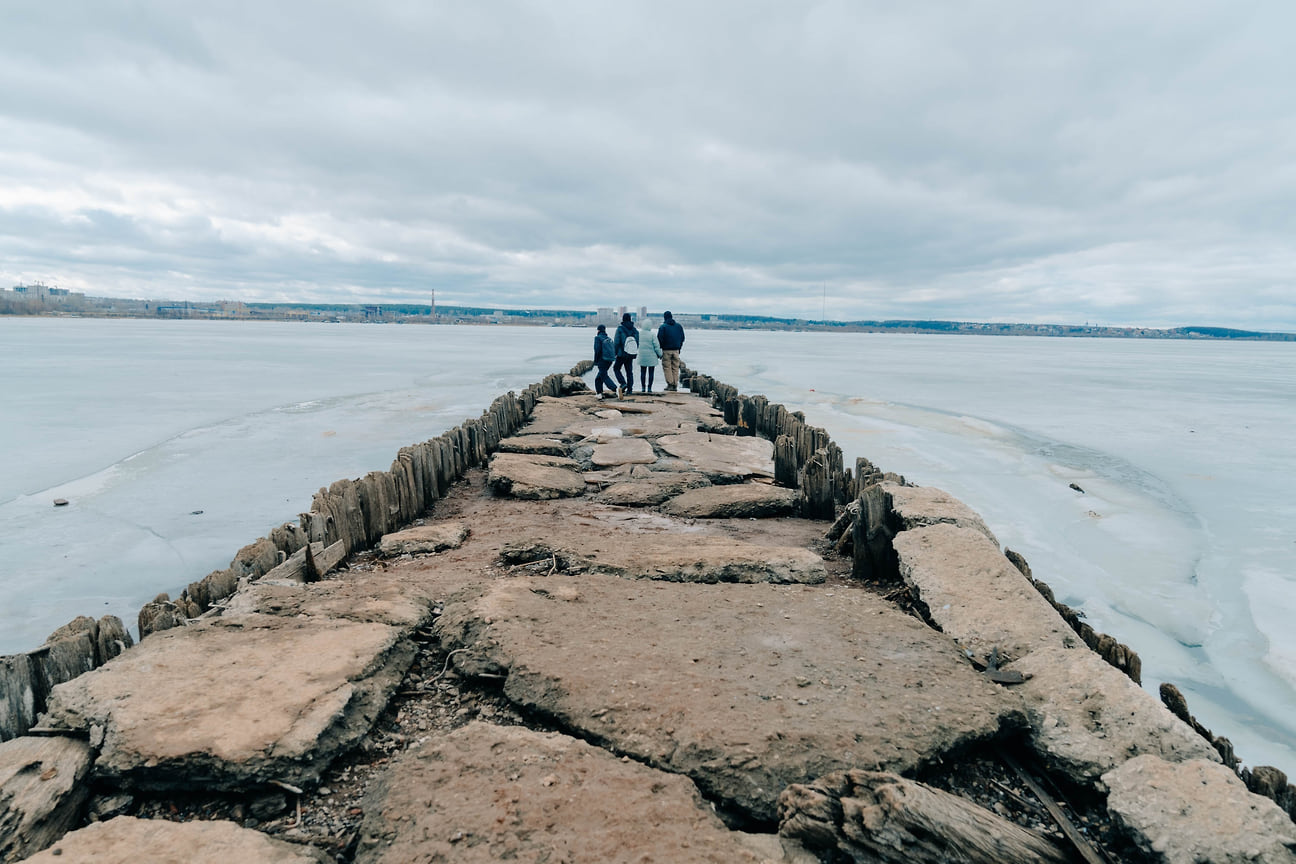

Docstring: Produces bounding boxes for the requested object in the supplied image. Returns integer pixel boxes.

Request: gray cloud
[2,1,1294,328]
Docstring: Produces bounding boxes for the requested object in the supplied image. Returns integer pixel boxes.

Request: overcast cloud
[2,1,1294,328]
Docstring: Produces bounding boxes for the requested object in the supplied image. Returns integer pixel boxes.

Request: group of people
[592,311,685,399]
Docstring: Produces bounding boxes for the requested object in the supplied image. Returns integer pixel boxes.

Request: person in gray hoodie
[657,311,685,391]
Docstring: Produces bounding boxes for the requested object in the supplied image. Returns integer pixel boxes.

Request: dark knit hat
[622,312,632,323]
[663,311,673,320]
[597,324,606,332]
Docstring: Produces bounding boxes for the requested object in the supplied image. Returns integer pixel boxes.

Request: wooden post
[800,448,836,520]
[774,435,798,488]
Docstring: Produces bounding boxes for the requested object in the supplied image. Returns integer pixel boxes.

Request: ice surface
[3,320,1294,778]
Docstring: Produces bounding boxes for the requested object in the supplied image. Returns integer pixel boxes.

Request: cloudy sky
[2,2,1294,329]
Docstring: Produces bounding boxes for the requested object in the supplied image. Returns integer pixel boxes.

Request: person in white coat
[637,318,664,394]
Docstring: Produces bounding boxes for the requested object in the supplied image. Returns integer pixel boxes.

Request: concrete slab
[1104,755,1296,864]
[355,722,782,864]
[496,436,570,457]
[595,472,712,506]
[222,569,442,628]
[20,816,332,863]
[377,521,470,557]
[661,483,798,518]
[657,432,776,478]
[885,483,999,545]
[487,453,586,499]
[41,614,415,791]
[1007,646,1220,787]
[894,523,1071,664]
[507,533,826,584]
[0,735,92,862]
[590,437,658,467]
[436,575,1018,823]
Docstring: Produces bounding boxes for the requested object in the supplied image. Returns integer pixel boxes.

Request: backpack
[599,335,615,362]
[623,335,638,355]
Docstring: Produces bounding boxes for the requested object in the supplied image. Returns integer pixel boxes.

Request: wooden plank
[998,747,1109,864]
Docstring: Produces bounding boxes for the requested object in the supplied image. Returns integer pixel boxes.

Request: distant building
[597,307,617,327]
[9,283,84,305]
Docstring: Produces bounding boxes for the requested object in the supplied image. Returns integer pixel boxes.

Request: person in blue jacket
[657,310,685,391]
[612,313,639,399]
[592,324,617,399]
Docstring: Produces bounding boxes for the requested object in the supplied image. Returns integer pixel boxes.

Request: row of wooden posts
[682,369,887,519]
[0,364,593,742]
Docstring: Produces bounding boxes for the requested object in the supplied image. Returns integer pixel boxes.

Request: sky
[2,2,1295,330]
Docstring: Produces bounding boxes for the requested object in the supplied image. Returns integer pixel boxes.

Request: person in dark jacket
[612,313,639,399]
[592,324,616,399]
[657,310,685,391]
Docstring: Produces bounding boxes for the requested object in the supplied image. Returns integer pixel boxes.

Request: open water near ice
[2,319,1294,777]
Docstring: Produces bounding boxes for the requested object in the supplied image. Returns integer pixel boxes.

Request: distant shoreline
[3,289,1294,340]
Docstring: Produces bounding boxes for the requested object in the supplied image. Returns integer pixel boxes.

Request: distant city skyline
[2,3,1295,330]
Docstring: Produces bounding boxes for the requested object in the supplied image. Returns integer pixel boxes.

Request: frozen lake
[2,317,1293,776]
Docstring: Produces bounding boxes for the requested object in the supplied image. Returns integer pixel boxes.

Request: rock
[378,521,470,557]
[1007,646,1220,788]
[436,575,1018,823]
[884,483,999,545]
[894,524,1071,664]
[487,453,586,499]
[41,614,415,791]
[1104,755,1296,864]
[656,431,776,478]
[779,769,1069,864]
[595,471,712,506]
[510,534,826,584]
[21,816,332,863]
[356,722,783,864]
[0,736,92,862]
[249,792,288,819]
[496,436,570,457]
[661,483,799,519]
[590,437,657,467]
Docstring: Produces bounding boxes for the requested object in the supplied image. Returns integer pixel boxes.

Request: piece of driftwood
[998,748,1108,864]
[779,769,1071,864]
[261,540,347,584]
[304,539,346,583]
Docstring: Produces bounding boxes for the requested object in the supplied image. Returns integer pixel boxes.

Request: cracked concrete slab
[436,574,1019,823]
[41,614,415,791]
[661,483,799,519]
[657,431,776,478]
[355,722,797,864]
[20,816,332,863]
[487,452,587,499]
[894,523,1071,664]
